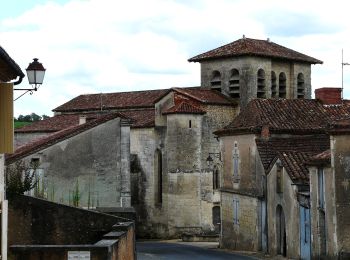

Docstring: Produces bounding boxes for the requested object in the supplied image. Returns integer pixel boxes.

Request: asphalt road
[136,241,258,260]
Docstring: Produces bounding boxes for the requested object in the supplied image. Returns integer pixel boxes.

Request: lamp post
[14,58,46,101]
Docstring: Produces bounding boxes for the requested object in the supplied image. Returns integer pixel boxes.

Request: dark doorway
[212,206,221,233]
[276,205,286,256]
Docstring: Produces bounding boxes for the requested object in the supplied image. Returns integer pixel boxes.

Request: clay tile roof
[256,134,330,173]
[327,117,350,134]
[52,89,171,113]
[16,110,157,133]
[119,110,155,128]
[15,114,81,133]
[6,113,129,165]
[172,87,235,106]
[0,45,24,82]
[278,151,311,182]
[188,37,322,64]
[215,99,350,136]
[163,101,206,115]
[307,150,331,166]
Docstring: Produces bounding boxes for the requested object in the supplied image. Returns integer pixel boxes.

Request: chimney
[79,115,87,125]
[261,125,270,139]
[315,88,342,105]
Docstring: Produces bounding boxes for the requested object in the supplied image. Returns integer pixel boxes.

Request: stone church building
[10,36,325,241]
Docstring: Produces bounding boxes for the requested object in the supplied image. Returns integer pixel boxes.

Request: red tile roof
[53,89,171,113]
[278,151,311,183]
[163,101,206,115]
[119,110,155,128]
[172,87,235,106]
[6,113,128,165]
[15,109,157,133]
[256,134,330,174]
[307,150,331,166]
[215,99,350,136]
[15,114,80,133]
[188,37,322,64]
[53,87,235,113]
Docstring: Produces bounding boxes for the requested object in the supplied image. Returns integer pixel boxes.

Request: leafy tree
[42,115,50,120]
[6,160,39,198]
[30,113,41,122]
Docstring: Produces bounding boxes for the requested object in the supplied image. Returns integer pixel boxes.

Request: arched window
[213,166,220,190]
[297,73,305,99]
[210,70,222,92]
[232,142,240,183]
[229,69,240,98]
[155,149,162,204]
[279,72,286,98]
[257,69,266,98]
[271,71,277,98]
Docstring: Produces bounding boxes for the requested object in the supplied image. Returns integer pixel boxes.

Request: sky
[1,0,350,117]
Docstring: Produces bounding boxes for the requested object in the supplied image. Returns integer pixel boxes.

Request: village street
[137,241,259,260]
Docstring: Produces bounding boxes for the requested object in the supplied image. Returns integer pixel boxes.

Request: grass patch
[14,121,32,129]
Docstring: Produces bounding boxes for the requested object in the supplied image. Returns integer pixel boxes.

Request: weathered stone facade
[130,94,237,238]
[267,162,301,259]
[219,134,264,251]
[200,57,312,107]
[8,117,132,208]
[309,130,350,259]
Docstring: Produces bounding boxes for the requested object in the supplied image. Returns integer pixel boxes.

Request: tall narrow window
[297,73,305,99]
[257,69,266,98]
[271,71,277,98]
[233,198,240,225]
[318,168,325,210]
[276,163,283,193]
[232,142,240,183]
[210,70,222,92]
[279,72,286,98]
[213,167,220,190]
[229,69,240,98]
[155,149,163,204]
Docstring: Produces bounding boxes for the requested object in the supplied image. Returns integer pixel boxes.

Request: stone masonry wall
[267,163,301,259]
[220,191,259,251]
[201,56,312,108]
[11,118,131,208]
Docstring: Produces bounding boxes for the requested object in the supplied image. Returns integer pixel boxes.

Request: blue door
[300,206,311,260]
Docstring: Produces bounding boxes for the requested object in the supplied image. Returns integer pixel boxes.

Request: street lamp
[14,58,46,101]
[206,152,222,168]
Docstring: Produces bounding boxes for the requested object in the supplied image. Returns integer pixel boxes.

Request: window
[213,167,220,190]
[233,198,240,225]
[279,73,286,98]
[276,162,283,193]
[229,69,240,98]
[318,167,325,210]
[232,142,240,182]
[271,71,277,98]
[26,158,44,197]
[189,120,192,128]
[210,70,222,92]
[257,69,266,98]
[297,73,305,99]
[155,149,163,204]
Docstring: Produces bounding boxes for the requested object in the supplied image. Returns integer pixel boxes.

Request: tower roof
[188,37,323,64]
